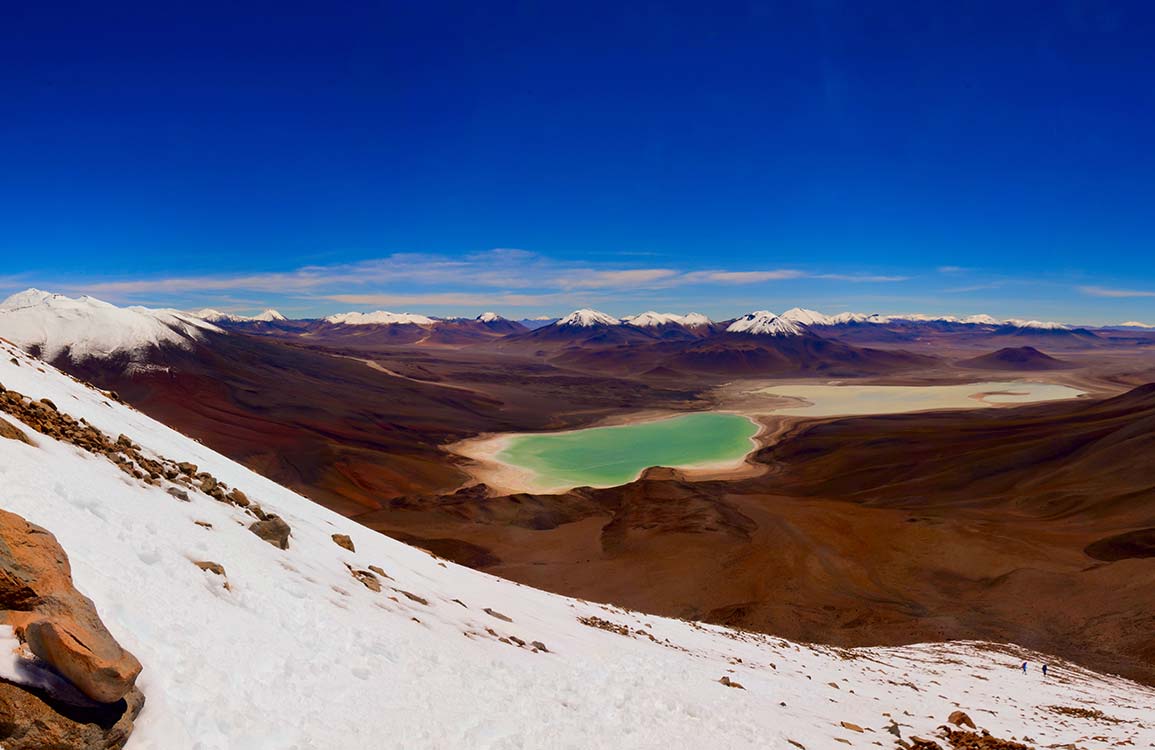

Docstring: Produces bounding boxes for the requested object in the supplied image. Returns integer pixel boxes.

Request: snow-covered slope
[324,310,437,326]
[556,309,621,327]
[0,290,221,362]
[623,312,711,328]
[726,311,805,336]
[0,342,1153,748]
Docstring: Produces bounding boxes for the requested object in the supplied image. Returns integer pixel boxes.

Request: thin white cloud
[684,270,805,283]
[814,273,909,282]
[558,269,681,289]
[1079,285,1155,298]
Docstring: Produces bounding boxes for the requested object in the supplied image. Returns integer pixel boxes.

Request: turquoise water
[497,412,759,491]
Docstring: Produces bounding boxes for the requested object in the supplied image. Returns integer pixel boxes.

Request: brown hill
[957,346,1069,371]
[54,332,700,514]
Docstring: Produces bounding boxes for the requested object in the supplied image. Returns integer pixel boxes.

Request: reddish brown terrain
[35,318,1155,686]
[957,346,1070,370]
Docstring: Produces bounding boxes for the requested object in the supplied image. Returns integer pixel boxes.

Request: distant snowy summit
[0,289,220,362]
[623,311,712,328]
[555,309,622,327]
[324,310,437,326]
[194,308,286,323]
[725,310,805,336]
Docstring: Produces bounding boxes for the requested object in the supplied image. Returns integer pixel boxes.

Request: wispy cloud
[684,270,805,283]
[1079,285,1155,298]
[814,273,909,283]
[937,265,966,274]
[14,248,917,316]
[559,269,680,289]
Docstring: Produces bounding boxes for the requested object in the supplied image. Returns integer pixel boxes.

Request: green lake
[496,412,760,491]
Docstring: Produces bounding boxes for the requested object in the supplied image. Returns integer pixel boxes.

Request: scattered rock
[368,565,390,579]
[226,488,250,507]
[351,569,381,592]
[194,560,226,576]
[718,675,746,689]
[176,462,197,476]
[840,721,865,733]
[331,533,355,552]
[948,710,976,729]
[483,607,512,622]
[531,640,548,652]
[166,487,190,502]
[248,515,291,549]
[396,589,429,606]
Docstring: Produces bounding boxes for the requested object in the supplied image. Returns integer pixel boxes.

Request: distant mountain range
[2,290,1142,374]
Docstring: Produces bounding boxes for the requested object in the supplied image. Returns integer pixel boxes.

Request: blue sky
[3,1,1155,323]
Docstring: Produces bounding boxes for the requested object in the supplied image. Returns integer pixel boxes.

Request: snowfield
[0,341,1152,749]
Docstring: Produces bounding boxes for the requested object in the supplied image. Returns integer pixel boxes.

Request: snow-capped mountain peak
[192,308,248,323]
[779,307,833,326]
[556,309,621,327]
[725,310,804,336]
[0,289,221,362]
[623,311,712,328]
[324,311,437,326]
[1006,319,1069,330]
[477,312,504,323]
[252,308,286,322]
[962,314,1003,325]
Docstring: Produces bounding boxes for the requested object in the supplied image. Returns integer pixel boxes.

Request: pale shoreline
[447,377,1092,496]
[447,410,773,496]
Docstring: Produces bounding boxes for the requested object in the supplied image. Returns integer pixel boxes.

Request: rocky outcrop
[249,516,291,549]
[0,680,144,750]
[0,508,144,748]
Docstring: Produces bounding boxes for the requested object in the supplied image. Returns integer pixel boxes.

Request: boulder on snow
[24,620,141,704]
[0,509,142,704]
[331,533,355,552]
[948,710,976,729]
[0,508,144,749]
[249,515,291,549]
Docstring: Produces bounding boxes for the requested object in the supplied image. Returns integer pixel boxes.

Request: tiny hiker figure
[1022,661,1028,674]
[1042,664,1048,677]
